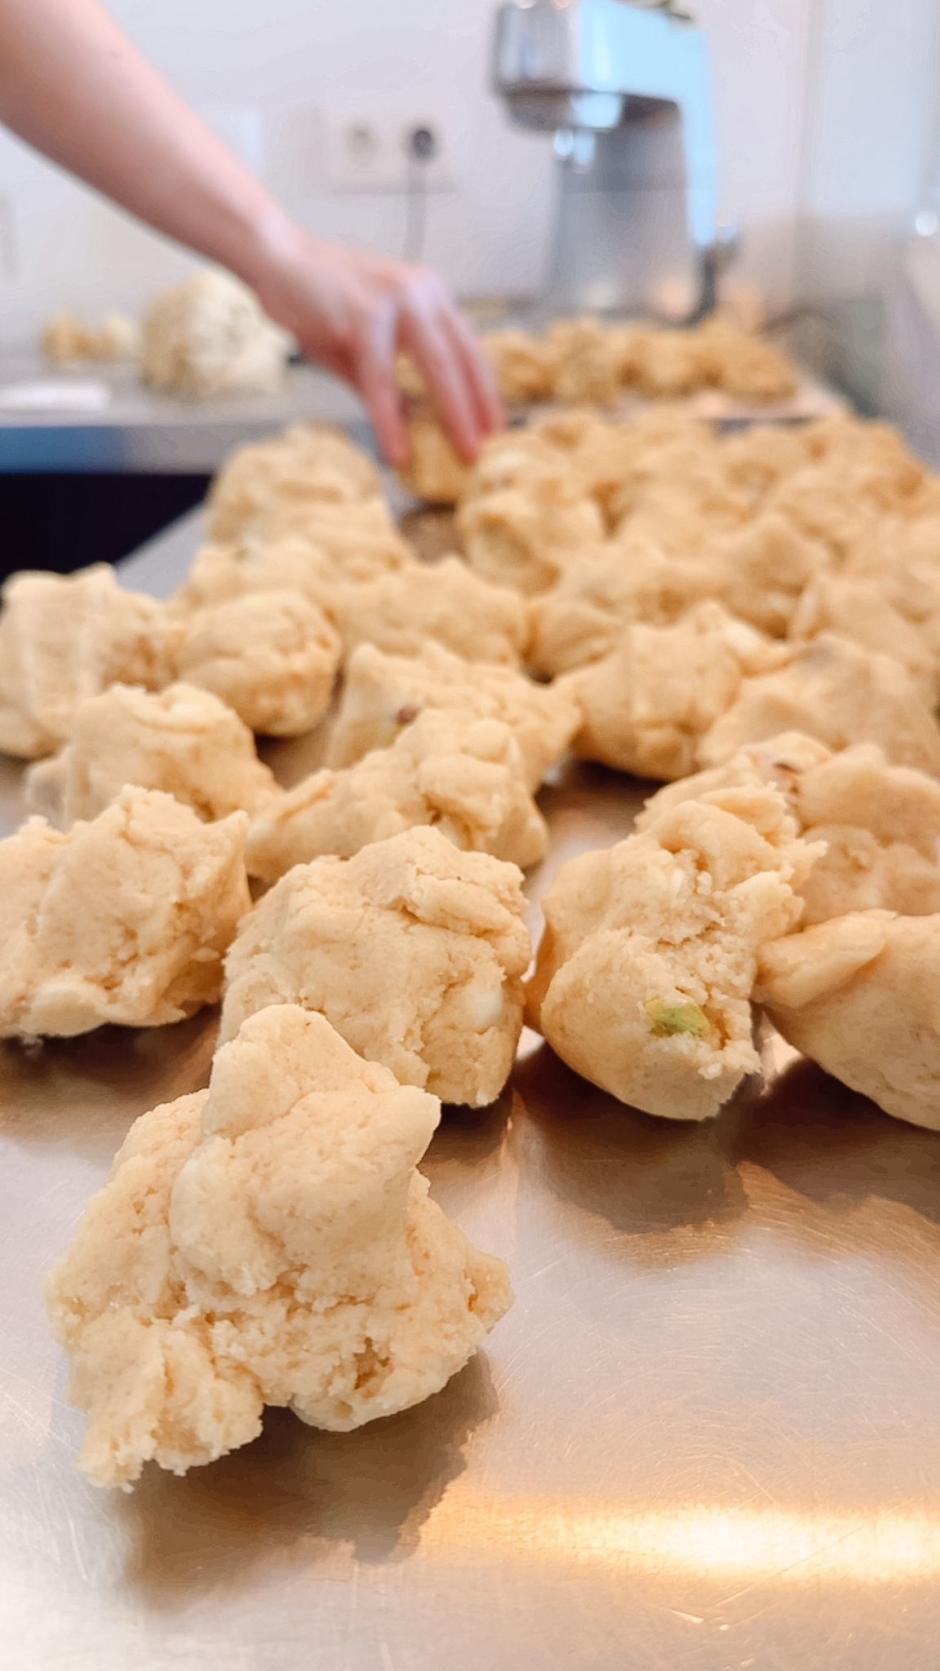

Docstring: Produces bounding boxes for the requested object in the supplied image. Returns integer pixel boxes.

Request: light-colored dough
[332,555,526,667]
[482,330,555,404]
[246,709,547,882]
[457,475,605,596]
[173,590,341,736]
[640,732,940,925]
[398,415,470,505]
[528,785,821,1120]
[790,573,936,700]
[0,565,174,760]
[221,825,530,1107]
[757,912,940,1131]
[700,632,940,776]
[0,786,249,1037]
[207,423,381,541]
[326,641,579,788]
[566,601,784,780]
[139,269,290,400]
[26,683,277,827]
[46,1003,511,1487]
[173,521,414,622]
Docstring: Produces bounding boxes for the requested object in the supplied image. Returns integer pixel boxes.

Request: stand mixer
[492,0,725,320]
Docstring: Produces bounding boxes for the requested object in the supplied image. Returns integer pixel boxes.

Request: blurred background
[2,0,940,567]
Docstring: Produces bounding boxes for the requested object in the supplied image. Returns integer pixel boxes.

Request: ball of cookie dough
[700,633,940,777]
[45,1003,512,1487]
[0,785,250,1038]
[26,683,278,827]
[790,573,937,701]
[545,317,624,407]
[528,786,822,1121]
[0,564,175,760]
[173,590,341,736]
[246,709,547,882]
[566,601,784,780]
[757,912,940,1131]
[640,733,940,925]
[332,555,526,667]
[140,269,290,400]
[221,825,531,1107]
[326,641,579,788]
[207,422,381,541]
[482,329,555,404]
[457,475,605,596]
[398,414,470,506]
[174,519,415,621]
[692,318,798,401]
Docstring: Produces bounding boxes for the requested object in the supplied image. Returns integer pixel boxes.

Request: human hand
[251,219,504,467]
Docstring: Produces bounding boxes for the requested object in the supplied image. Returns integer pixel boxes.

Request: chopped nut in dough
[26,683,277,827]
[46,1003,511,1487]
[700,633,940,777]
[246,709,547,882]
[527,786,821,1120]
[0,786,250,1038]
[757,912,940,1131]
[221,825,531,1107]
[0,565,174,760]
[326,641,579,788]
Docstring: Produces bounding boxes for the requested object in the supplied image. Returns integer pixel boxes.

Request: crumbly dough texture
[0,786,250,1037]
[221,825,531,1107]
[700,633,940,776]
[528,787,822,1121]
[326,641,579,788]
[42,311,139,365]
[207,423,382,542]
[139,269,290,400]
[26,683,277,827]
[46,1003,512,1487]
[172,590,341,736]
[640,732,940,925]
[757,912,940,1132]
[332,556,526,667]
[246,709,547,882]
[457,473,605,596]
[0,565,175,759]
[173,518,414,622]
[567,602,785,780]
[399,415,471,505]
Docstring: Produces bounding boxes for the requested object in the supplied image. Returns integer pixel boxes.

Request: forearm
[0,0,287,286]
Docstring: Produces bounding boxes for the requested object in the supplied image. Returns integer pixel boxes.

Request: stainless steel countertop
[2,514,940,1670]
[0,356,368,472]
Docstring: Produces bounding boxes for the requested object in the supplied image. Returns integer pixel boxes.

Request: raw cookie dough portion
[700,633,940,776]
[139,269,290,399]
[398,415,470,505]
[0,565,174,759]
[545,317,624,407]
[0,786,250,1037]
[566,602,784,780]
[332,556,526,667]
[483,330,555,404]
[327,641,579,788]
[173,521,414,619]
[173,590,341,736]
[222,825,531,1106]
[640,733,940,924]
[26,683,278,827]
[246,709,547,882]
[207,422,381,541]
[46,1003,512,1487]
[790,573,937,701]
[757,912,940,1131]
[457,473,605,596]
[528,786,822,1121]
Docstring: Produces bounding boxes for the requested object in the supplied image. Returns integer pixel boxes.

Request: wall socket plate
[325,108,455,194]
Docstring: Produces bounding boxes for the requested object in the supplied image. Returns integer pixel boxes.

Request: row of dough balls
[399,314,798,413]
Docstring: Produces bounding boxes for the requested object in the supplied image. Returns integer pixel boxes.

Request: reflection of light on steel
[424,1499,940,1584]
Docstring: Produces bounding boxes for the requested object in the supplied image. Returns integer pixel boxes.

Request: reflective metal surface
[3,520,940,1669]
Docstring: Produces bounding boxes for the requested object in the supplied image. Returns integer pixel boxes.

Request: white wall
[0,0,814,350]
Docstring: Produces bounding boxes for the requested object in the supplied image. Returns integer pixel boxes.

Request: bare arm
[0,0,503,461]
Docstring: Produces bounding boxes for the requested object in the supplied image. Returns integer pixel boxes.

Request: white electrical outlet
[325,109,454,195]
